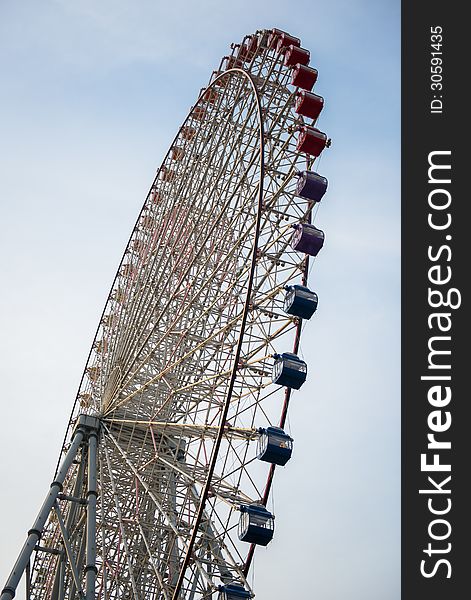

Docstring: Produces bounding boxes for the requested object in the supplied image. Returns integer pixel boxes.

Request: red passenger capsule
[149,188,163,204]
[276,32,301,52]
[214,73,230,88]
[181,126,197,141]
[225,55,243,70]
[290,64,318,91]
[171,146,185,161]
[192,106,206,121]
[238,36,258,62]
[133,239,146,252]
[102,314,118,328]
[203,88,218,104]
[268,28,283,48]
[141,214,155,228]
[159,167,176,183]
[296,126,329,157]
[247,35,259,53]
[284,45,310,67]
[294,91,324,120]
[268,28,292,48]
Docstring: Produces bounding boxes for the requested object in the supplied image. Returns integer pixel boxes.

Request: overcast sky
[0,1,400,597]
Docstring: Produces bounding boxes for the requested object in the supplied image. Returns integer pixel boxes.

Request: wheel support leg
[0,427,85,600]
[85,431,98,600]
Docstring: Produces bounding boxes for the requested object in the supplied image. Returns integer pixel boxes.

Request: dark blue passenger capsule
[219,584,252,600]
[284,284,318,319]
[238,505,275,546]
[272,352,307,389]
[257,426,293,466]
[296,170,328,203]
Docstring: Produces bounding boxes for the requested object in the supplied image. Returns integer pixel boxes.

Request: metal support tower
[1,415,100,600]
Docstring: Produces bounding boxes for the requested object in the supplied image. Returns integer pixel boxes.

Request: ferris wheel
[2,27,331,600]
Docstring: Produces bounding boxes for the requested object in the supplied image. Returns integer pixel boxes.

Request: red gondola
[290,64,318,91]
[284,45,310,67]
[296,125,329,157]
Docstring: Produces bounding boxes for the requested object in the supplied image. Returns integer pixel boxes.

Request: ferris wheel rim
[170,67,266,598]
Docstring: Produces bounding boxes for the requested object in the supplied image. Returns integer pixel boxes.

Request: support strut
[85,430,98,600]
[0,426,85,600]
[1,415,100,600]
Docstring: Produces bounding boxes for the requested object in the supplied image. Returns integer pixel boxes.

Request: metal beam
[54,502,84,598]
[85,431,98,600]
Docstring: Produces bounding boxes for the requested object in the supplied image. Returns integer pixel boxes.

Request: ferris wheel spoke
[115,235,253,401]
[105,432,194,540]
[109,78,262,372]
[108,186,255,391]
[104,431,248,594]
[115,135,262,376]
[103,419,258,442]
[186,490,247,583]
[116,258,270,412]
[105,426,256,509]
[103,443,140,598]
[135,519,177,600]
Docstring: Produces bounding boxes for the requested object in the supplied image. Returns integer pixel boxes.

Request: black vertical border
[402,2,468,599]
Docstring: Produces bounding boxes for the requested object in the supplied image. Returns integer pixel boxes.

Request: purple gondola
[296,171,328,203]
[291,223,325,256]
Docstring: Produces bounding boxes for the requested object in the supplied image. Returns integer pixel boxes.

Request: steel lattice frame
[2,28,328,600]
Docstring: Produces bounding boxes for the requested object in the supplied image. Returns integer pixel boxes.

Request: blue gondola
[296,170,328,203]
[257,426,293,466]
[238,505,275,546]
[219,584,252,599]
[284,285,318,319]
[272,353,307,389]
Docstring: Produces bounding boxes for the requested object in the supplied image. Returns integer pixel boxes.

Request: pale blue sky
[0,1,400,597]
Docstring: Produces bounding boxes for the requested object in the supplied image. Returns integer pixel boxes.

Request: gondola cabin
[214,73,230,88]
[291,223,325,256]
[294,91,324,121]
[238,35,258,62]
[171,146,185,161]
[296,125,329,157]
[141,215,155,229]
[95,339,108,354]
[284,285,318,319]
[102,314,118,328]
[225,56,243,70]
[276,32,301,52]
[121,263,137,278]
[203,88,219,104]
[192,106,206,121]
[290,64,318,91]
[86,366,100,382]
[284,45,310,67]
[181,126,197,141]
[268,27,290,49]
[113,288,126,304]
[296,171,328,203]
[257,427,293,466]
[149,189,163,204]
[272,352,307,389]
[219,584,252,600]
[238,505,274,546]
